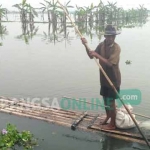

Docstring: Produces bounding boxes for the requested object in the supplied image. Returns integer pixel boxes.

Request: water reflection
[42,22,74,45]
[62,131,148,150]
[16,22,38,44]
[1,15,149,45]
[40,15,148,45]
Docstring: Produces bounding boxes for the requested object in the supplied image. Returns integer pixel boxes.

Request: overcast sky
[1,0,150,10]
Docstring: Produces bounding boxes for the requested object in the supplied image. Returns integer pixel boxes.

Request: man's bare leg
[102,99,116,130]
[99,97,110,125]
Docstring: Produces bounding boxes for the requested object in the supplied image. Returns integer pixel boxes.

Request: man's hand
[89,51,99,59]
[81,38,87,45]
[81,38,94,59]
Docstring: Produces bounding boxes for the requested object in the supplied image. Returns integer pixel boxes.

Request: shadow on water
[62,130,149,150]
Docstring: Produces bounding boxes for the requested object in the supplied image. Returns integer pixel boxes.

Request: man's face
[104,35,116,46]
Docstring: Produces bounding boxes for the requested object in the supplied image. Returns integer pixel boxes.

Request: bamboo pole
[71,111,87,130]
[0,100,86,118]
[0,101,97,123]
[0,98,100,120]
[63,96,150,119]
[2,107,73,123]
[4,105,93,121]
[57,1,150,148]
[0,97,84,115]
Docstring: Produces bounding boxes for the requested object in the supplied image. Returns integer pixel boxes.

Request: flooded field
[0,12,150,150]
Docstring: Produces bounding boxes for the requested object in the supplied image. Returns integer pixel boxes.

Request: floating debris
[125,60,132,65]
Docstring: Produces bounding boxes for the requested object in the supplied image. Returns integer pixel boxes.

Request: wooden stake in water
[57,1,150,149]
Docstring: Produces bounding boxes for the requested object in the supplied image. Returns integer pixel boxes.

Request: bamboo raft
[0,96,149,145]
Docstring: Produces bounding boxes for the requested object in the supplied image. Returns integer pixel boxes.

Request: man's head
[104,25,120,46]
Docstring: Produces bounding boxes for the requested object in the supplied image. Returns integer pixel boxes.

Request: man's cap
[102,25,121,35]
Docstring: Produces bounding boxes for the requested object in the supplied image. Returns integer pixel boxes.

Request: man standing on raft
[81,25,121,130]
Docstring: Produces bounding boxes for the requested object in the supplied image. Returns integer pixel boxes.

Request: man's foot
[101,124,116,130]
[99,117,110,125]
[99,120,107,125]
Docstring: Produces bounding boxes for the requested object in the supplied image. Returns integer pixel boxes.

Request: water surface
[0,17,150,150]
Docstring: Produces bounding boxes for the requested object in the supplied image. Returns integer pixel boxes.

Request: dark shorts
[100,86,120,99]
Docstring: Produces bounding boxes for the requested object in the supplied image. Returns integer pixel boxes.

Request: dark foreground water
[1,113,149,150]
[0,17,150,149]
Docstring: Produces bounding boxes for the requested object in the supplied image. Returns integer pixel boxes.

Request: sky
[1,0,150,10]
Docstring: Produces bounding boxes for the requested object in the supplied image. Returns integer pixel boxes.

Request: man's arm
[81,38,93,59]
[89,51,113,67]
[81,38,111,64]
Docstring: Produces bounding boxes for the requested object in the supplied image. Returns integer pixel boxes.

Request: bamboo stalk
[0,102,114,125]
[0,97,86,115]
[0,101,88,119]
[71,112,87,130]
[0,107,91,129]
[0,106,74,124]
[6,105,92,121]
[57,1,150,148]
[0,103,94,123]
[0,98,98,119]
[0,104,74,119]
[0,108,73,127]
[0,98,77,114]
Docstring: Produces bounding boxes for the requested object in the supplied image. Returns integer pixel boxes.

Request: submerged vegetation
[0,0,149,44]
[0,4,8,22]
